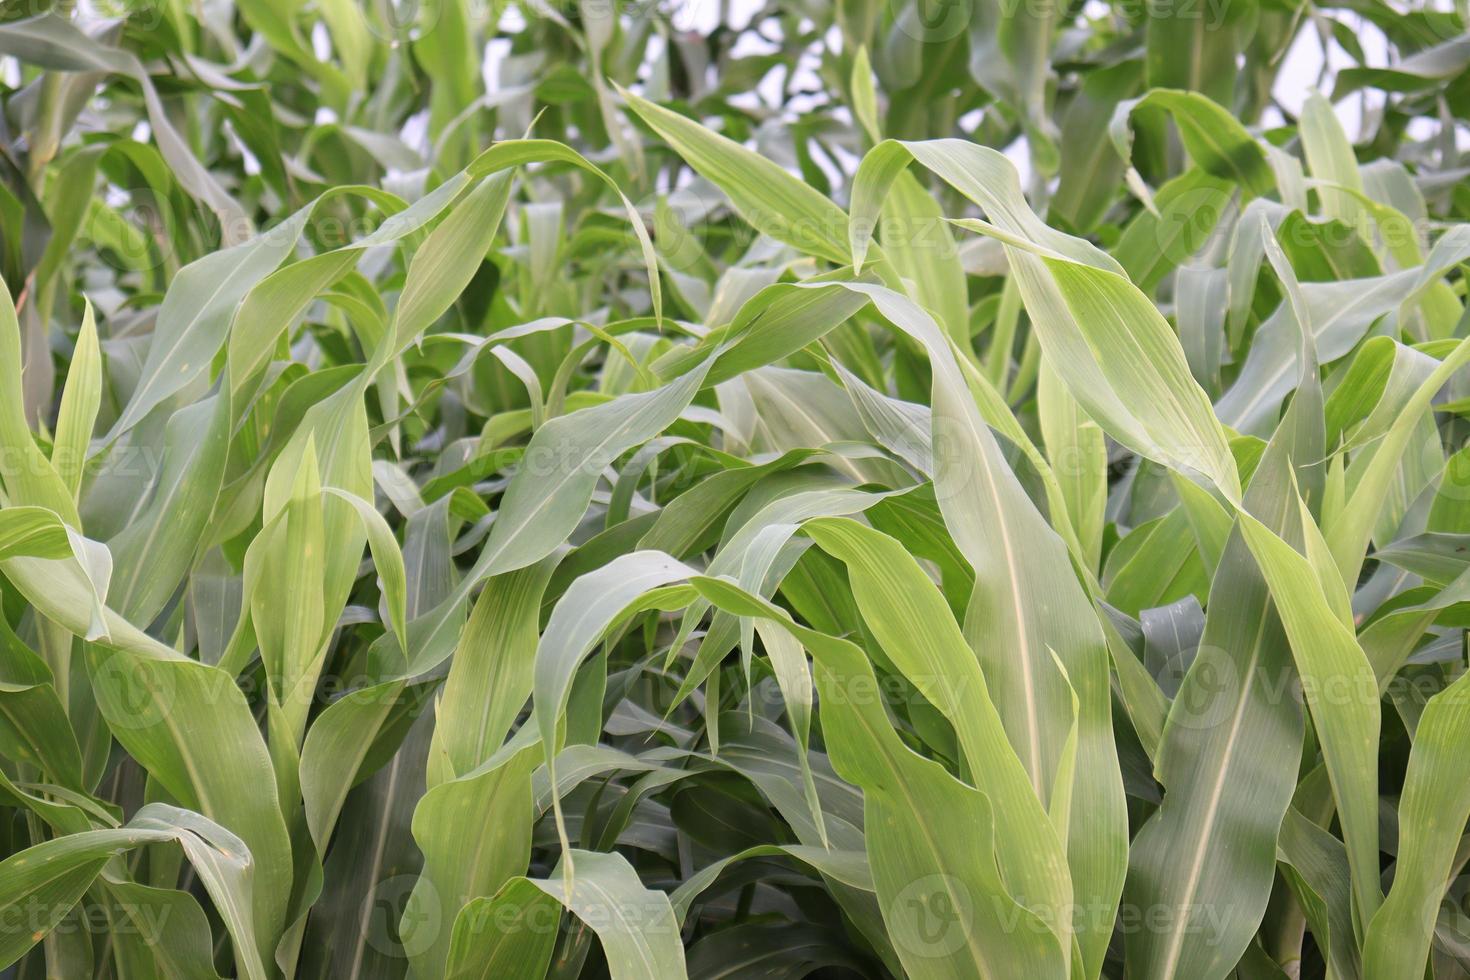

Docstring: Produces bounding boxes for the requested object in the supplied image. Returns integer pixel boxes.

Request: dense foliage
[0,0,1468,977]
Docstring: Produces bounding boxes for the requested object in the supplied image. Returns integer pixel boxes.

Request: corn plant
[0,0,1468,977]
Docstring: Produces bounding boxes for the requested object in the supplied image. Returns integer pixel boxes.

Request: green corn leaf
[50,300,99,499]
[7,10,1470,979]
[1362,668,1470,978]
[1108,89,1274,204]
[0,804,268,979]
[620,88,852,265]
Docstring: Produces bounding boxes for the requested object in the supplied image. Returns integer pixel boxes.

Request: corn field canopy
[4,0,1470,978]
